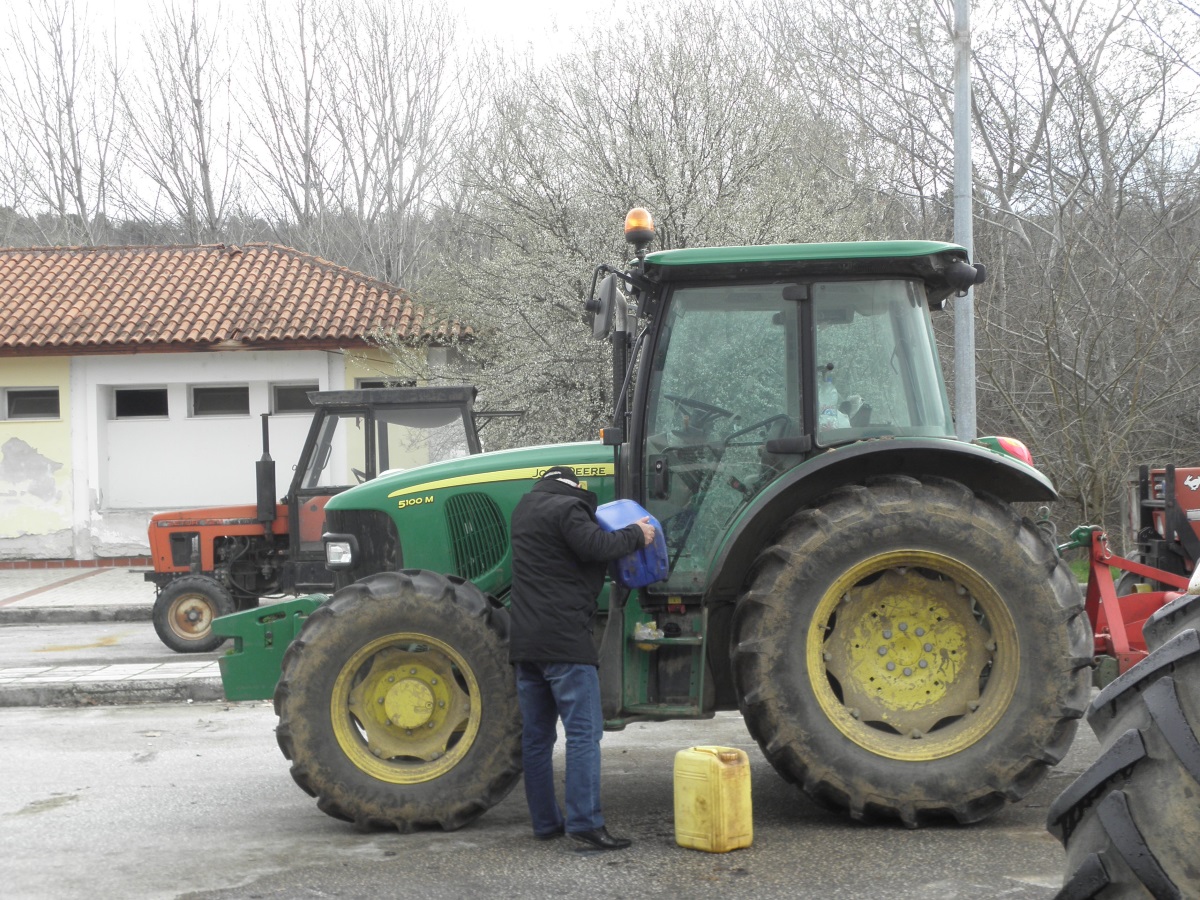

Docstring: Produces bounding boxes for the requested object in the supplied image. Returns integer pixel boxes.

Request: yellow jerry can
[673,745,753,852]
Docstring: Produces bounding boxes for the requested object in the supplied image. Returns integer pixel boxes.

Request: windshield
[640,277,951,593]
[812,280,952,444]
[301,405,475,489]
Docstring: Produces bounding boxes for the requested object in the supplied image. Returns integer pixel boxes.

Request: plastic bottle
[818,367,842,431]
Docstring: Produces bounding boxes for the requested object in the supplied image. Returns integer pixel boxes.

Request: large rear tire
[1048,591,1200,899]
[274,570,522,832]
[731,475,1091,826]
[152,575,235,653]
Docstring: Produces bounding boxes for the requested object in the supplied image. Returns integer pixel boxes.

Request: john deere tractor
[217,209,1090,832]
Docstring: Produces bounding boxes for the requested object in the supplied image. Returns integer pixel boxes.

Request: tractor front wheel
[731,475,1091,826]
[152,575,236,653]
[274,570,522,831]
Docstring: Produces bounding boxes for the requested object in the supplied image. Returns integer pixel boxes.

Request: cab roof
[639,240,972,299]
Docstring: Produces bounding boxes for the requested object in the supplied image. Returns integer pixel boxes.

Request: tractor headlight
[323,534,359,569]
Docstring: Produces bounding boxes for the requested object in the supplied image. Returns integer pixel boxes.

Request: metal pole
[952,0,976,441]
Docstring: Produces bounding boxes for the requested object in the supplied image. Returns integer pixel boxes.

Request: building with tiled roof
[0,243,461,560]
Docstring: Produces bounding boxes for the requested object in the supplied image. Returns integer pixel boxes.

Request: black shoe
[534,826,564,841]
[568,827,632,851]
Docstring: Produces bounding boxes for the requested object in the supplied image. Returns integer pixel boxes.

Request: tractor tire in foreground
[1048,590,1200,899]
[732,475,1092,826]
[274,570,522,832]
[152,574,236,653]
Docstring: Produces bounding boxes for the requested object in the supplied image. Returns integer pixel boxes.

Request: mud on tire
[731,474,1092,827]
[274,570,522,832]
[1048,591,1200,899]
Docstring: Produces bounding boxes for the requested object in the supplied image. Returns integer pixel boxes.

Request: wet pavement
[0,567,236,706]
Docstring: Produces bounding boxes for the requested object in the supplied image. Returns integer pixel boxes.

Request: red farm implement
[1058,524,1192,685]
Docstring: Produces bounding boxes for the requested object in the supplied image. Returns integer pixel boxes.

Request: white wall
[71,350,346,555]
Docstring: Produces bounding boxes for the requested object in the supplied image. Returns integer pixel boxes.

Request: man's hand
[636,517,656,546]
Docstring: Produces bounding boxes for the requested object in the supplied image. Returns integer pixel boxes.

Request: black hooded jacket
[508,477,644,666]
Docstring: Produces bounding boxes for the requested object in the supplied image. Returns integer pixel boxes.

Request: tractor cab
[588,209,1004,601]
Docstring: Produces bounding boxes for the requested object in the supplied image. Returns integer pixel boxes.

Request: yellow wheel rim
[806,550,1019,761]
[331,632,481,784]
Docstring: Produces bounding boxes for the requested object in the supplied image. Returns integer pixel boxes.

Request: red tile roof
[0,243,463,356]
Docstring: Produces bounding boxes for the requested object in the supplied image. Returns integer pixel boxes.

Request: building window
[191,385,250,417]
[114,388,169,418]
[273,383,318,414]
[4,387,60,419]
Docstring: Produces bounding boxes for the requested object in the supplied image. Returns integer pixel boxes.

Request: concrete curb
[0,605,153,625]
[0,677,225,708]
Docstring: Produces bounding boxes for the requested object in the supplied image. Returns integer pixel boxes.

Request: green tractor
[216,209,1091,832]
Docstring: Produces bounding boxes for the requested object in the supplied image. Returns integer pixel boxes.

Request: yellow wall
[0,358,73,538]
[341,348,440,474]
[343,347,424,390]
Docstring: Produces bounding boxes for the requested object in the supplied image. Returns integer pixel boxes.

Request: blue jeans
[514,661,604,835]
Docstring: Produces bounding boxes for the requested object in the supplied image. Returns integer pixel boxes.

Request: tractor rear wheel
[731,475,1091,826]
[274,570,522,832]
[152,575,236,653]
[1049,591,1200,899]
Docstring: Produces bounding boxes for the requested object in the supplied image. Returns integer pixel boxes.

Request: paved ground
[0,567,230,706]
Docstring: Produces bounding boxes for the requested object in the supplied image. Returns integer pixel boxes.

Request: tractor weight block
[213,596,326,701]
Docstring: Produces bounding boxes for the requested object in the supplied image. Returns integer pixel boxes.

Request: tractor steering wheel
[664,394,735,438]
[723,414,792,446]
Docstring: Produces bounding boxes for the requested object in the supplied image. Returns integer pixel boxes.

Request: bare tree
[313,0,464,284]
[244,0,333,238]
[0,0,121,244]
[116,0,240,242]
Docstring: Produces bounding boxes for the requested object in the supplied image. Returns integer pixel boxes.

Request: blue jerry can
[595,498,669,588]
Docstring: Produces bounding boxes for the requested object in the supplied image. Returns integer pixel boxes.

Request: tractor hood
[147,503,287,531]
[326,440,616,513]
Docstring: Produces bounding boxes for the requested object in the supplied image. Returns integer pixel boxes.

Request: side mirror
[946,260,987,292]
[591,274,620,339]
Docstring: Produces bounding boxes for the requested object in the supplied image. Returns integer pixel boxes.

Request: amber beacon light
[624,207,655,253]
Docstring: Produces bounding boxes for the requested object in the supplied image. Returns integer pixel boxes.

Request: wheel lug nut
[883,630,892,639]
[903,667,912,676]
[439,701,445,708]
[387,676,395,683]
[899,623,908,632]
[924,643,933,652]
[406,729,413,736]
[849,708,860,719]
[886,662,896,671]
[823,652,832,661]
[427,722,435,728]
[410,668,417,675]
[377,697,384,704]
[915,627,925,636]
[918,660,928,669]
[878,646,888,656]
[431,678,437,685]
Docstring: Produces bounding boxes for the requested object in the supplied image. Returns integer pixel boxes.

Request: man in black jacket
[509,465,654,851]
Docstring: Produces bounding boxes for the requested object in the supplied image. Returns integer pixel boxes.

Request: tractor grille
[324,507,400,590]
[445,492,507,580]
